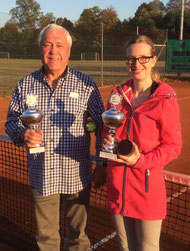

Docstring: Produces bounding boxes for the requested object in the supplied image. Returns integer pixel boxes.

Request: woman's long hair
[125,35,160,82]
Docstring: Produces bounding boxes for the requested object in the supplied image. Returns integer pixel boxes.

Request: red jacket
[104,80,182,220]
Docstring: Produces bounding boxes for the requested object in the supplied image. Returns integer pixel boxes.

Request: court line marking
[178,96,190,101]
[90,185,190,250]
[167,186,190,203]
[89,231,117,250]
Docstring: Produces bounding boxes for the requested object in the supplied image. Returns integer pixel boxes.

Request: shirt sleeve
[134,96,182,170]
[5,83,26,146]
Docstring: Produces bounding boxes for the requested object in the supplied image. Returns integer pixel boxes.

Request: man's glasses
[124,56,153,65]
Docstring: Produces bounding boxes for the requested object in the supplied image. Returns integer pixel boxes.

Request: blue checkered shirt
[5,67,105,196]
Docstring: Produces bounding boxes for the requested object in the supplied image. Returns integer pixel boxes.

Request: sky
[0,0,169,28]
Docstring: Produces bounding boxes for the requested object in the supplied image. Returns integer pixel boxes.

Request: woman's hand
[102,134,113,151]
[115,142,140,166]
[102,136,140,166]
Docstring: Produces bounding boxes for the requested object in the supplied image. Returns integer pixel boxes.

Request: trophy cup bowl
[21,107,45,154]
[21,108,43,126]
[102,108,125,129]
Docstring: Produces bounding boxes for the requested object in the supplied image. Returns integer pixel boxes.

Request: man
[5,24,106,251]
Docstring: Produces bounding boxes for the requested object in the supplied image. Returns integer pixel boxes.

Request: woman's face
[125,43,157,82]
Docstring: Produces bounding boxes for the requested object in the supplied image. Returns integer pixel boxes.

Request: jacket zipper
[145,169,150,193]
[120,165,127,216]
[119,88,174,214]
[120,109,134,215]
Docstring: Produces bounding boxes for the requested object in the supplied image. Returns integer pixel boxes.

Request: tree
[134,0,166,29]
[149,0,166,12]
[74,6,101,48]
[75,6,119,48]
[163,7,190,38]
[166,0,190,10]
[0,22,22,56]
[101,6,119,31]
[56,17,74,32]
[38,12,56,28]
[9,0,43,30]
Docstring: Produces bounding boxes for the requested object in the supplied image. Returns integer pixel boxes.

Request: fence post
[101,22,104,87]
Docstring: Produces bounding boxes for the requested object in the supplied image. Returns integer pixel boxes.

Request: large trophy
[21,94,45,154]
[100,93,125,160]
[100,93,134,160]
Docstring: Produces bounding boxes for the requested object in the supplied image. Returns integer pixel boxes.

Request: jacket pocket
[145,169,150,193]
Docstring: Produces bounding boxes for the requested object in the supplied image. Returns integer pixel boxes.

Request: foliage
[0,0,189,58]
[10,0,43,30]
[166,0,190,10]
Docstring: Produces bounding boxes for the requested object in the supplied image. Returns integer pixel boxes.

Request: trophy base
[29,146,45,154]
[100,151,117,160]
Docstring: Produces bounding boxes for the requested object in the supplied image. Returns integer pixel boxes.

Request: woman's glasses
[124,56,153,65]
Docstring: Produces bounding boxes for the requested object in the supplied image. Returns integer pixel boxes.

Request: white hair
[38,23,72,48]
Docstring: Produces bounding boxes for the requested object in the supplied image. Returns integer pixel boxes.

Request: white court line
[167,186,190,203]
[90,185,190,250]
[89,232,117,250]
[178,96,190,101]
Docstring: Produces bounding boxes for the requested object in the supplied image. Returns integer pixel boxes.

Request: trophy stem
[109,128,115,136]
[105,128,115,153]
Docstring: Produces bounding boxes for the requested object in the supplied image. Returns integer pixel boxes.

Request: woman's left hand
[114,142,140,166]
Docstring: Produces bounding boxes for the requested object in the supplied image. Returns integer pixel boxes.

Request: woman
[102,35,182,251]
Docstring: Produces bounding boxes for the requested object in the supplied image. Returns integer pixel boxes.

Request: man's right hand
[21,129,43,148]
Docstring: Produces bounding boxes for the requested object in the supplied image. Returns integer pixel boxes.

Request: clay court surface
[1,79,190,176]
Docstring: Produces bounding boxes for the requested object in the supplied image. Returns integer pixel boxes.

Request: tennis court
[0,81,190,250]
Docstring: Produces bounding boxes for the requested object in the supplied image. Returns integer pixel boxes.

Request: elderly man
[5,24,106,251]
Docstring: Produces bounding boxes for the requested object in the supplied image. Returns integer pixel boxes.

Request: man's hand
[93,164,107,189]
[21,129,43,148]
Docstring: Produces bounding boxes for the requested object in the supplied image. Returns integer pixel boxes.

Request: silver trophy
[100,93,125,160]
[21,94,45,154]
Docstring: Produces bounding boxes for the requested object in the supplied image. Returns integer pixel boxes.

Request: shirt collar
[40,65,69,83]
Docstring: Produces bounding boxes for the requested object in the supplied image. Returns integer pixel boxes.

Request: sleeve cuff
[132,154,145,169]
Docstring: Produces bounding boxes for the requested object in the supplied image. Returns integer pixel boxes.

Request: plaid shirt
[5,67,105,196]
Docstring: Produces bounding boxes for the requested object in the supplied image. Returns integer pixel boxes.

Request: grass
[0,59,189,96]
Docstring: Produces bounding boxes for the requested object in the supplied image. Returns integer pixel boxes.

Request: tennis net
[0,133,190,251]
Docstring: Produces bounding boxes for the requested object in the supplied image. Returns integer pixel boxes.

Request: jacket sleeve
[133,96,182,170]
[5,84,26,146]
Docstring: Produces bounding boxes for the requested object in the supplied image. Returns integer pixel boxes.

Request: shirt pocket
[65,92,87,116]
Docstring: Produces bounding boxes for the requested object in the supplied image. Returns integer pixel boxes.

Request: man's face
[40,29,71,76]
